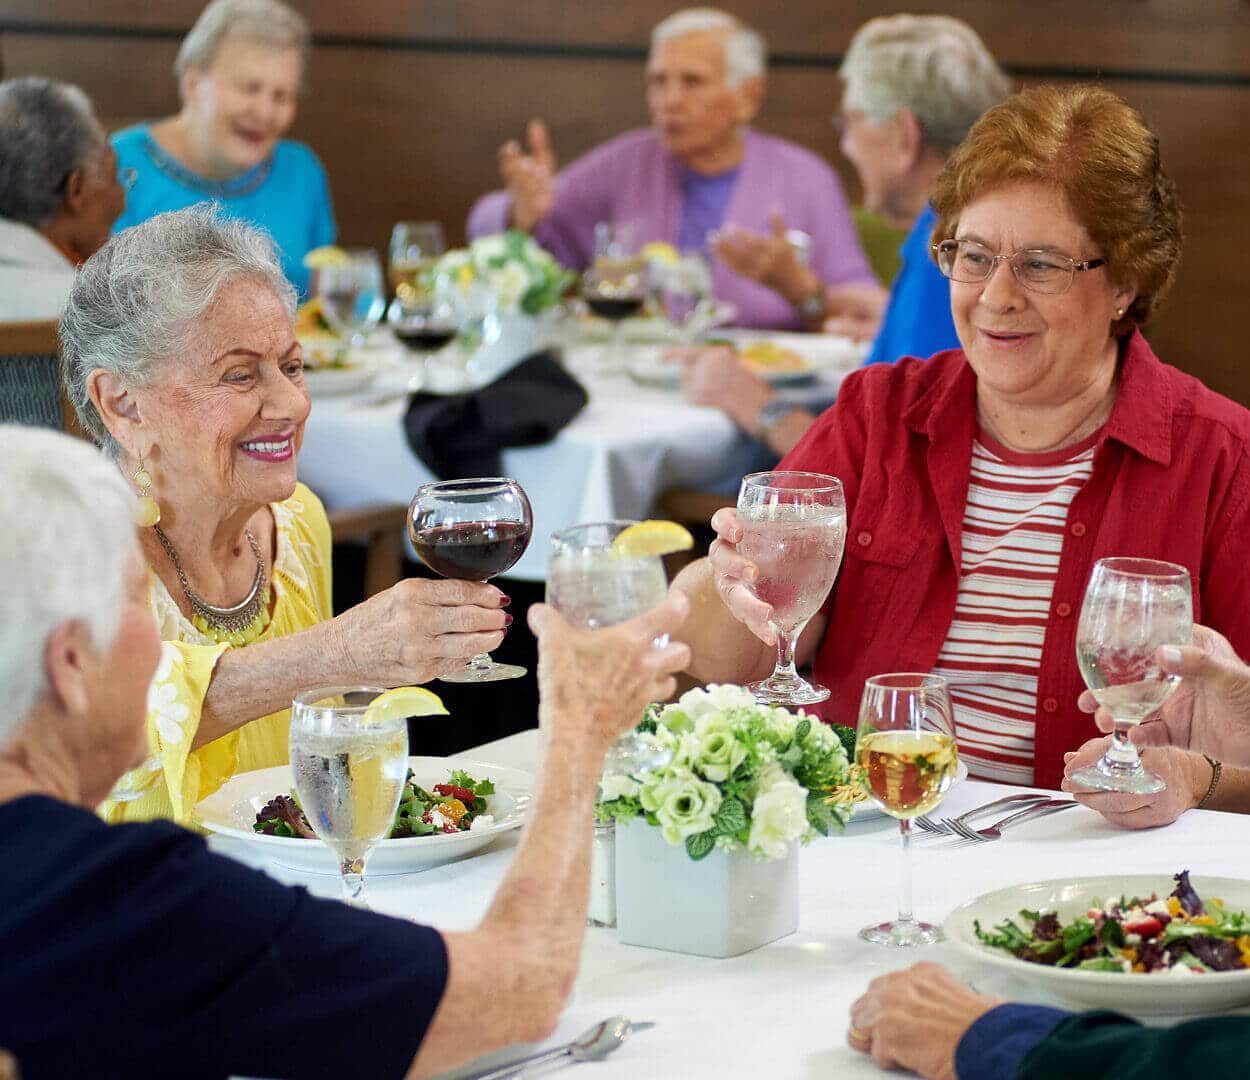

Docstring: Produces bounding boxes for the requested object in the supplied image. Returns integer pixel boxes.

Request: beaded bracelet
[1197,755,1223,809]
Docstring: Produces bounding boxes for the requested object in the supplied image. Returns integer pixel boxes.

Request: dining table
[208,727,1250,1080]
[295,327,862,581]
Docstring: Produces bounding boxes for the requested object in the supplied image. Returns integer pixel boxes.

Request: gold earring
[1115,307,1125,318]
[133,458,161,527]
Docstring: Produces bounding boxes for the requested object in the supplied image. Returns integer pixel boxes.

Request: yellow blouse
[101,483,333,825]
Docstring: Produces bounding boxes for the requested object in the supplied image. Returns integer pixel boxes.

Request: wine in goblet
[289,686,408,909]
[1071,557,1193,795]
[582,256,647,369]
[856,673,959,947]
[737,470,847,706]
[546,521,674,776]
[408,478,533,683]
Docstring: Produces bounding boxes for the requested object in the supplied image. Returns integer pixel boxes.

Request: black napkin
[403,350,588,479]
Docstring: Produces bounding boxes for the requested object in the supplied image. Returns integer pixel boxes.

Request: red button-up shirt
[780,331,1250,789]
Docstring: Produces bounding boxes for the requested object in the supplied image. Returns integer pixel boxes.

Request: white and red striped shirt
[933,430,1099,784]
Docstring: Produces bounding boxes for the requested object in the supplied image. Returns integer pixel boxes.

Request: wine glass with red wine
[582,256,647,369]
[408,478,533,682]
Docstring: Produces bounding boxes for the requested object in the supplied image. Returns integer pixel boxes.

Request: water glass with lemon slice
[289,685,444,908]
[546,519,693,774]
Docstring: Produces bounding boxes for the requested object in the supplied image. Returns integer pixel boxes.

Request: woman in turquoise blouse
[111,0,334,297]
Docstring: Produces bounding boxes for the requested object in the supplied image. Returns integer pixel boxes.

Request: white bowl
[194,755,531,876]
[946,873,1250,1017]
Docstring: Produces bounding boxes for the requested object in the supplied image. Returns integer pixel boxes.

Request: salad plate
[194,756,532,876]
[946,873,1250,1016]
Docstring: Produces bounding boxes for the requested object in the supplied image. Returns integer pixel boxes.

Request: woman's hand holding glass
[707,506,781,646]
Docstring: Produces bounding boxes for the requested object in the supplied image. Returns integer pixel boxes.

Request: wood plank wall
[3,1,1249,402]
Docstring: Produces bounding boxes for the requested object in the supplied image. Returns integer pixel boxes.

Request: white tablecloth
[296,342,848,581]
[209,729,1250,1080]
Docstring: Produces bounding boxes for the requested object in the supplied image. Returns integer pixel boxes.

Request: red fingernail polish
[499,594,512,607]
[504,613,514,626]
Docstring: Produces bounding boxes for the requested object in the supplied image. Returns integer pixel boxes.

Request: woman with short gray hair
[111,0,334,297]
[64,206,508,825]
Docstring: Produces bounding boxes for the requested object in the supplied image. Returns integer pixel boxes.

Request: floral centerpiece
[430,230,573,316]
[597,684,859,862]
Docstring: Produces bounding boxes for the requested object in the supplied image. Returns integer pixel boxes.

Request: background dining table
[296,332,861,581]
[208,728,1250,1080]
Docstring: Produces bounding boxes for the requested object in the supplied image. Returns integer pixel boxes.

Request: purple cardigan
[467,128,876,330]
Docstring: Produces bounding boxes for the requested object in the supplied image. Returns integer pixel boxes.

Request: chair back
[0,320,87,438]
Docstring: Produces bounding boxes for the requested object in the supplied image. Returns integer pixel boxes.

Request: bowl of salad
[946,871,1250,1016]
[194,756,531,876]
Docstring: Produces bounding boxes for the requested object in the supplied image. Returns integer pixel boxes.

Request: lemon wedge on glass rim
[364,686,448,725]
[303,245,352,269]
[640,241,680,265]
[611,520,695,558]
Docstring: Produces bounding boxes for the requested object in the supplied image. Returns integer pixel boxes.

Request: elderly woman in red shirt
[675,83,1250,824]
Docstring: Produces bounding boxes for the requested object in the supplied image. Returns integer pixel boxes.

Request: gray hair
[840,15,1011,151]
[0,76,103,227]
[61,205,296,456]
[175,0,311,86]
[651,8,766,87]
[0,425,135,743]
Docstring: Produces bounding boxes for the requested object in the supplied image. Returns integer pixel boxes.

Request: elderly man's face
[646,30,756,168]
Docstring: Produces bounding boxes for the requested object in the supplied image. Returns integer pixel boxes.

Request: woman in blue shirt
[111,0,335,296]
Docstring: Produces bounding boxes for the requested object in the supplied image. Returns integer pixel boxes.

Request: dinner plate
[624,330,866,389]
[577,301,737,344]
[843,759,970,821]
[946,874,1250,1016]
[194,756,532,876]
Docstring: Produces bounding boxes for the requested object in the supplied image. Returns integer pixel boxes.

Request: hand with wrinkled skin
[706,507,777,646]
[498,119,557,233]
[848,962,1003,1079]
[1061,738,1209,828]
[1079,625,1250,767]
[711,211,816,304]
[667,344,776,433]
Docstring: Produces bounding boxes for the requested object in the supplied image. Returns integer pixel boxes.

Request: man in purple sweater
[467,8,876,331]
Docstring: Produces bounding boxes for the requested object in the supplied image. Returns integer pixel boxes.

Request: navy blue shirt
[0,795,448,1079]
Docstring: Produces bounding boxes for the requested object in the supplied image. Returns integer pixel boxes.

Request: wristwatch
[755,397,796,438]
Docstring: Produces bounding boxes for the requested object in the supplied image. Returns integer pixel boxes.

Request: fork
[943,798,1077,843]
[915,792,1049,836]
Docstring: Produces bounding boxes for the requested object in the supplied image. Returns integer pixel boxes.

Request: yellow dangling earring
[133,458,161,528]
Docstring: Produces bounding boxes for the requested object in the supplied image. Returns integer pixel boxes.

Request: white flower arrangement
[431,230,573,316]
[597,685,860,862]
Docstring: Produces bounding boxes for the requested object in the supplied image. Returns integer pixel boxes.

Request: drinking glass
[289,686,408,909]
[1071,557,1193,795]
[408,478,533,682]
[856,673,958,947]
[389,220,446,294]
[582,256,648,369]
[546,521,674,776]
[737,471,847,705]
[652,254,713,342]
[312,248,386,344]
[390,287,459,353]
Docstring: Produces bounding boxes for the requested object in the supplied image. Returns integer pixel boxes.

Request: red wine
[411,520,531,580]
[394,324,457,351]
[586,296,644,321]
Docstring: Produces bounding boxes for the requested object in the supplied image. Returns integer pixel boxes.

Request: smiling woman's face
[137,278,310,515]
[950,180,1136,410]
[184,34,301,177]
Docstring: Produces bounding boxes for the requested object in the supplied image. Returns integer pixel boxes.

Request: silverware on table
[469,1016,655,1080]
[940,798,1078,844]
[915,792,1049,836]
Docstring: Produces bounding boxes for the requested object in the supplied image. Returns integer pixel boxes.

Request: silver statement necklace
[153,524,269,641]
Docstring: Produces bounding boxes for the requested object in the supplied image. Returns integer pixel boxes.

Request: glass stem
[467,652,493,672]
[340,858,368,908]
[1106,721,1142,770]
[896,819,915,929]
[611,321,626,369]
[772,628,798,682]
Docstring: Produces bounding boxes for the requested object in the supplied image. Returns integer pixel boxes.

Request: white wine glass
[289,686,409,909]
[737,471,847,705]
[312,248,386,345]
[389,220,446,294]
[546,521,673,776]
[856,673,958,947]
[1071,557,1193,795]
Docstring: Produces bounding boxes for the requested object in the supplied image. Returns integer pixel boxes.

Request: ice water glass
[289,686,408,909]
[737,471,847,705]
[1071,558,1193,795]
[546,521,673,775]
[856,674,958,946]
[312,248,386,344]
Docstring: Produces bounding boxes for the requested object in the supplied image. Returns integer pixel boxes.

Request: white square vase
[613,819,799,958]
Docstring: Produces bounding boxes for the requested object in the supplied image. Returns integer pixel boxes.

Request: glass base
[747,672,830,706]
[1069,760,1167,795]
[439,661,527,683]
[603,732,672,777]
[859,919,943,947]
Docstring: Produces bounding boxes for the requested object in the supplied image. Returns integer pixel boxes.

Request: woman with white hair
[61,205,508,824]
[467,6,875,330]
[0,423,691,1079]
[111,0,333,296]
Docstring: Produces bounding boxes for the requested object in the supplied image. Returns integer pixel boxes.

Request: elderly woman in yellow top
[60,206,509,823]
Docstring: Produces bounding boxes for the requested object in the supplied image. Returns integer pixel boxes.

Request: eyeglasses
[933,239,1106,296]
[118,166,138,193]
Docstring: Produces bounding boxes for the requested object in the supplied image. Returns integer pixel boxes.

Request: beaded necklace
[153,525,271,645]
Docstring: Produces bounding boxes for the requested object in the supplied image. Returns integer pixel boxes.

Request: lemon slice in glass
[641,241,680,265]
[303,245,352,269]
[365,686,448,725]
[611,520,695,558]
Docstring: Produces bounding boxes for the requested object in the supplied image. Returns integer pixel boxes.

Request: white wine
[856,730,959,820]
[1076,642,1181,724]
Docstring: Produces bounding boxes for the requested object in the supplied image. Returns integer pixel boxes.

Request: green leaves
[806,792,837,837]
[713,797,747,836]
[794,719,812,744]
[686,832,716,861]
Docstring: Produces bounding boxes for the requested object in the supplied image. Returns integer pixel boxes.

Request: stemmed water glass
[408,478,533,682]
[312,248,386,344]
[289,686,408,909]
[653,253,713,342]
[546,521,674,776]
[1071,557,1193,794]
[856,673,959,947]
[737,471,847,705]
